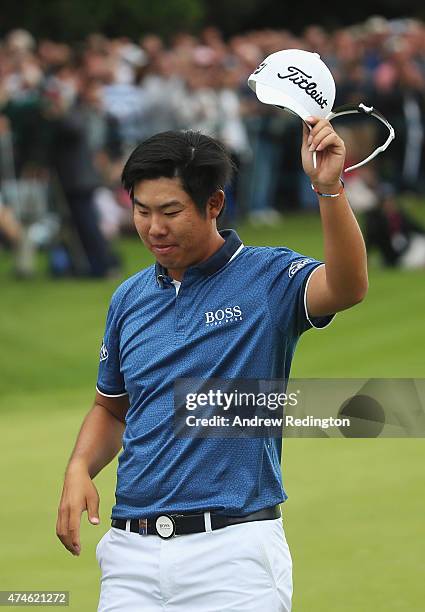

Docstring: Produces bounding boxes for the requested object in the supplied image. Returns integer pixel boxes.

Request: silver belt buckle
[155,514,176,539]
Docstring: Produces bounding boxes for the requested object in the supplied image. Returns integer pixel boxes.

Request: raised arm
[56,392,129,556]
[301,117,369,317]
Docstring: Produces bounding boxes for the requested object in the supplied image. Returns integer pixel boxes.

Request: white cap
[248,49,336,121]
[248,49,396,172]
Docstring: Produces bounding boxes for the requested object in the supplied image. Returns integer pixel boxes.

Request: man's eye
[164,211,181,216]
[137,210,149,216]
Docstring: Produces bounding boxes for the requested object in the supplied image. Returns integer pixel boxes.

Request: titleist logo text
[277,66,328,109]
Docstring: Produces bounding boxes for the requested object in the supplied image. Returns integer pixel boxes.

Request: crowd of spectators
[1,16,425,276]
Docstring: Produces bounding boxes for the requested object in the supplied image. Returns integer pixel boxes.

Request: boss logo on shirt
[205,306,242,327]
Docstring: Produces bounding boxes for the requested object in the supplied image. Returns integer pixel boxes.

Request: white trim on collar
[228,243,245,263]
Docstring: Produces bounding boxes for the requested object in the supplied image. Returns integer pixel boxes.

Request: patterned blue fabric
[97,230,333,518]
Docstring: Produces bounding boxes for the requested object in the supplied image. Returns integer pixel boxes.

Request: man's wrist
[311,178,344,198]
[312,178,343,192]
[66,457,90,477]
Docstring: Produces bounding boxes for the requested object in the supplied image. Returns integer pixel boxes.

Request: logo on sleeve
[288,258,314,278]
[99,340,108,362]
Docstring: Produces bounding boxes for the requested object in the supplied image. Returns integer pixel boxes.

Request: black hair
[121,130,235,217]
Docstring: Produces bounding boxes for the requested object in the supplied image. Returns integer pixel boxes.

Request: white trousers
[96,517,293,611]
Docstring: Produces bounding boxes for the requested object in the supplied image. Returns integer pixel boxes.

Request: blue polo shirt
[97,230,333,519]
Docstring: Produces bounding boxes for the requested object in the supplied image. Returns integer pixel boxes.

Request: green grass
[0,213,424,610]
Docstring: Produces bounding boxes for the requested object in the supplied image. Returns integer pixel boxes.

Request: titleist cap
[248,48,395,173]
[248,49,336,120]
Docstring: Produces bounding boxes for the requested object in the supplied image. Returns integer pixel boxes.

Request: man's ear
[207,190,225,219]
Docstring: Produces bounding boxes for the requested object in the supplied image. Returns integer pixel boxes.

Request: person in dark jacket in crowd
[364,183,425,268]
[44,68,121,278]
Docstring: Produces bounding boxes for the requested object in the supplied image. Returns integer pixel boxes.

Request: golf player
[56,118,368,611]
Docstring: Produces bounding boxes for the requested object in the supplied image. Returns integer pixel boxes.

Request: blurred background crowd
[1,15,425,277]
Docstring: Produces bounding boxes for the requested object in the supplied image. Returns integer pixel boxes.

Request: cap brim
[248,79,312,121]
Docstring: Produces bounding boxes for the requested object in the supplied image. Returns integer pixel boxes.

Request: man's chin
[155,253,181,270]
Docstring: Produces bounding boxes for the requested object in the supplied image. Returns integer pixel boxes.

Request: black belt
[111,505,281,539]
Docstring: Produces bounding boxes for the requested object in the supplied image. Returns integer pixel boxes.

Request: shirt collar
[155,229,243,287]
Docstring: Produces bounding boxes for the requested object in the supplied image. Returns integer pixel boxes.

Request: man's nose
[148,215,168,238]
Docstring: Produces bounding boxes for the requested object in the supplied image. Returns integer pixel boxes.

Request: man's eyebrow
[133,198,184,209]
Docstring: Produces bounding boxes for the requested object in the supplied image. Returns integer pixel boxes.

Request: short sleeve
[96,297,127,397]
[266,248,335,336]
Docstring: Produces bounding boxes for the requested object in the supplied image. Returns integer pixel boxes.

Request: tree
[0,0,204,40]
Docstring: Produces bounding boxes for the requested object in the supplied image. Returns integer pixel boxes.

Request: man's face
[132,176,223,280]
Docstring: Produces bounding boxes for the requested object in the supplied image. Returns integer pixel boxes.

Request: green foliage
[2,0,425,40]
[203,0,261,35]
[0,0,204,40]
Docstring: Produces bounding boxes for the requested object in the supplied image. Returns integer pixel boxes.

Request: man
[56,120,368,611]
[45,70,120,278]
